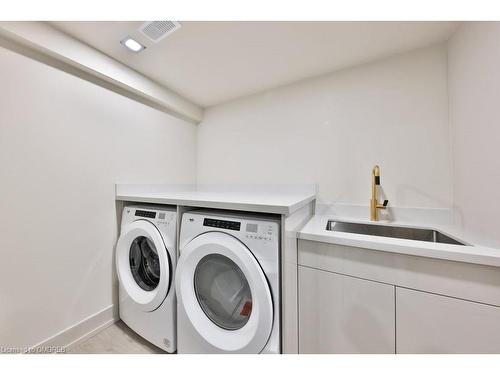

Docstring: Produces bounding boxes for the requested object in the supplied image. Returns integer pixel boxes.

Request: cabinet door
[298,266,395,353]
[396,287,500,353]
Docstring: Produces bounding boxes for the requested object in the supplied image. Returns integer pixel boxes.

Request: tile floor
[67,320,165,354]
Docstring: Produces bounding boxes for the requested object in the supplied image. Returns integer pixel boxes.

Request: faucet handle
[376,200,389,210]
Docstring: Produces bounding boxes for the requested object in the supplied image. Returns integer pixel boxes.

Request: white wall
[448,22,500,246]
[197,45,452,208]
[0,46,197,347]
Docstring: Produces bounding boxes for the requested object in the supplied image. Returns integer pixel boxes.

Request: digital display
[203,218,241,231]
[246,223,258,233]
[135,210,156,219]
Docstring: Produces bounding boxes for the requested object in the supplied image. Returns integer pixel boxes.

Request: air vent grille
[139,21,181,42]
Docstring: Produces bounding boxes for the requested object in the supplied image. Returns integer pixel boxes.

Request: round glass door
[194,254,252,330]
[129,236,160,291]
[116,220,171,312]
[176,231,274,353]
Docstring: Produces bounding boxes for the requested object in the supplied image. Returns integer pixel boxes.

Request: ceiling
[51,21,458,107]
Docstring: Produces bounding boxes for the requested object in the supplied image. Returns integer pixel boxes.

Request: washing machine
[116,205,177,352]
[176,210,281,354]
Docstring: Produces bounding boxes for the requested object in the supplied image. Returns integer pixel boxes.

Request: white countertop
[115,184,316,215]
[298,210,500,268]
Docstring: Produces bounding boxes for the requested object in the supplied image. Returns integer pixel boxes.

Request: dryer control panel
[203,218,241,231]
[200,217,276,241]
[244,221,276,242]
[181,211,279,250]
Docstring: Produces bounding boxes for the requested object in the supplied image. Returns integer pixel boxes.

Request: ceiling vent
[139,21,181,43]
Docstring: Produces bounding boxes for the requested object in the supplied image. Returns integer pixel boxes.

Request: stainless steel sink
[326,220,467,246]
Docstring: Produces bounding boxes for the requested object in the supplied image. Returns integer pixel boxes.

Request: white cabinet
[396,287,500,353]
[298,240,500,353]
[298,266,395,353]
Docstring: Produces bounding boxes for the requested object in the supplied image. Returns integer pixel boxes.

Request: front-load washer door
[176,232,273,353]
[116,220,171,312]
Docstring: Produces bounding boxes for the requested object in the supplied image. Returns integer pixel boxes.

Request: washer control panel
[135,209,157,219]
[123,206,176,227]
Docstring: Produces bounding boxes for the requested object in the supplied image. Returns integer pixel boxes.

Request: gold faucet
[370,165,388,221]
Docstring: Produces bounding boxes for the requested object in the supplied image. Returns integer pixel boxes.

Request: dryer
[176,210,280,354]
[116,205,177,352]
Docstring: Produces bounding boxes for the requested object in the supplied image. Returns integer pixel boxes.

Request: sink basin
[326,220,467,246]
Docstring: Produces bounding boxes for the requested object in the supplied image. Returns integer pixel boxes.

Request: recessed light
[120,37,146,53]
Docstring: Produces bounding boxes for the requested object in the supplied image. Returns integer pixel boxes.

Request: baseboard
[29,305,119,352]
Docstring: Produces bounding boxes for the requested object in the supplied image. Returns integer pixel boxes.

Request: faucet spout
[372,165,380,185]
[370,165,388,221]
